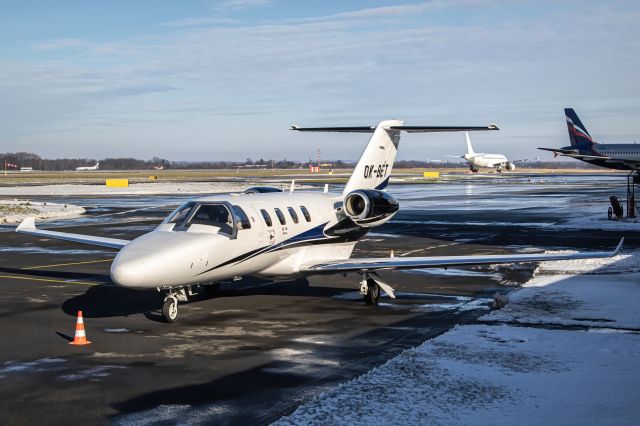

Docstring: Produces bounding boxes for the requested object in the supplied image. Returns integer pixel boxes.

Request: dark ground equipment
[626,172,640,219]
[610,195,624,220]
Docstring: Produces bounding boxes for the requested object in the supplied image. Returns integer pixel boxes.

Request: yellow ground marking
[0,275,100,286]
[24,258,115,270]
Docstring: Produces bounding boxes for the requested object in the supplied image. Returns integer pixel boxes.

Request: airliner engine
[506,162,516,171]
[343,189,399,227]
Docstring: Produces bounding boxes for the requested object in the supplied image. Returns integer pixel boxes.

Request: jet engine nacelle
[506,162,516,171]
[343,189,399,227]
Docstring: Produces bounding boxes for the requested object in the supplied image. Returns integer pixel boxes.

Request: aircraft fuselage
[110,192,362,289]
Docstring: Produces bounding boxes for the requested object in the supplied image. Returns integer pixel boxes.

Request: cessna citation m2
[539,108,640,170]
[458,132,532,173]
[16,120,622,322]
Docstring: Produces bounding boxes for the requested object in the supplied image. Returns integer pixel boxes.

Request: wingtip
[16,216,36,232]
[289,124,300,131]
[488,123,500,130]
[613,237,624,256]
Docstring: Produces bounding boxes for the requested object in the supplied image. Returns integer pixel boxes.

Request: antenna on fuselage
[290,180,295,193]
[324,184,329,193]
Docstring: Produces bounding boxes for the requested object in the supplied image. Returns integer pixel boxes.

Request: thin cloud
[161,17,240,27]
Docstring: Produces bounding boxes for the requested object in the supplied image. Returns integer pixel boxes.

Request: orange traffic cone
[69,310,91,345]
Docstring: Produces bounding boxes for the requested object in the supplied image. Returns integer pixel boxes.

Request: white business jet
[16,120,622,322]
[458,133,533,172]
[76,162,100,171]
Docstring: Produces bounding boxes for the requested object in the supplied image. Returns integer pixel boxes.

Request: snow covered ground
[0,181,251,196]
[276,251,640,425]
[0,199,85,223]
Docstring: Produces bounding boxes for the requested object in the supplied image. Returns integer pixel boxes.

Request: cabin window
[274,208,286,225]
[260,209,273,227]
[300,205,311,222]
[233,205,251,230]
[165,202,196,225]
[188,204,234,235]
[287,207,299,224]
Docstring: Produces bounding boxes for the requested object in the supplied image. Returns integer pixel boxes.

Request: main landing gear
[160,283,221,323]
[360,276,380,305]
[359,272,396,305]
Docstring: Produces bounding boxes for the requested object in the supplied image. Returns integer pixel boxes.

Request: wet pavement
[0,174,638,424]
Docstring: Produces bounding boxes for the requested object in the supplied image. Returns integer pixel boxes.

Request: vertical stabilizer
[342,120,403,194]
[465,132,474,155]
[565,108,594,149]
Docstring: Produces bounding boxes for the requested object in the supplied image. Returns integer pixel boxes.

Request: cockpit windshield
[164,202,196,225]
[187,204,233,235]
[163,201,249,238]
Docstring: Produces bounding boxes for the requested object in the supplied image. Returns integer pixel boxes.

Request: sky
[1,0,640,162]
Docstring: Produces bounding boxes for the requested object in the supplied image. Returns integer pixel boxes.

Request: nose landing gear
[160,283,221,322]
[161,287,188,323]
[162,295,179,323]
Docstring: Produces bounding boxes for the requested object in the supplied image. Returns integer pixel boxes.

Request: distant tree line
[0,152,596,171]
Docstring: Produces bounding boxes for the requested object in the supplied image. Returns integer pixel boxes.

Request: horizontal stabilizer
[290,125,375,133]
[16,217,130,250]
[390,124,499,132]
[290,123,499,133]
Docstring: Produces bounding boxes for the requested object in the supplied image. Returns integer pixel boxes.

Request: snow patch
[0,199,84,223]
[535,250,640,275]
[277,324,640,425]
[0,182,248,196]
[0,358,67,377]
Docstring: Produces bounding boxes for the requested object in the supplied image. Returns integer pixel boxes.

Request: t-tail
[290,119,500,194]
[342,119,403,193]
[565,108,595,151]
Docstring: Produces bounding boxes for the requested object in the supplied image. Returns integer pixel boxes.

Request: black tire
[363,279,380,305]
[162,297,178,323]
[203,283,220,297]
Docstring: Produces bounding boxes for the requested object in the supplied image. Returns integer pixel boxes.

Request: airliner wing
[16,217,130,250]
[603,158,640,169]
[301,239,623,273]
[509,156,539,164]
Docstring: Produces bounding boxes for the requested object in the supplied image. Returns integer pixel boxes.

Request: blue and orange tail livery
[565,108,594,149]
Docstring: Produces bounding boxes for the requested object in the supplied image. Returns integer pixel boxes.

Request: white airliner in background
[456,132,534,172]
[16,120,621,322]
[76,162,99,171]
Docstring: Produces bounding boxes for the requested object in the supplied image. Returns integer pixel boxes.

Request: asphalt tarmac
[1,176,637,424]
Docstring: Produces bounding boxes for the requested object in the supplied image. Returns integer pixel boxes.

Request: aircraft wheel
[162,296,179,323]
[363,279,380,305]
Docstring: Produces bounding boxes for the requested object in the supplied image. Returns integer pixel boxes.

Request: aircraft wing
[602,158,640,170]
[301,239,623,273]
[16,217,130,250]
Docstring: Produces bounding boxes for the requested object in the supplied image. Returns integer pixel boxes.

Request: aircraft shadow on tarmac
[0,265,110,282]
[61,278,350,322]
[109,361,311,422]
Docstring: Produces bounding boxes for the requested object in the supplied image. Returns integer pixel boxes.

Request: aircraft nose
[109,231,217,289]
[110,248,168,289]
